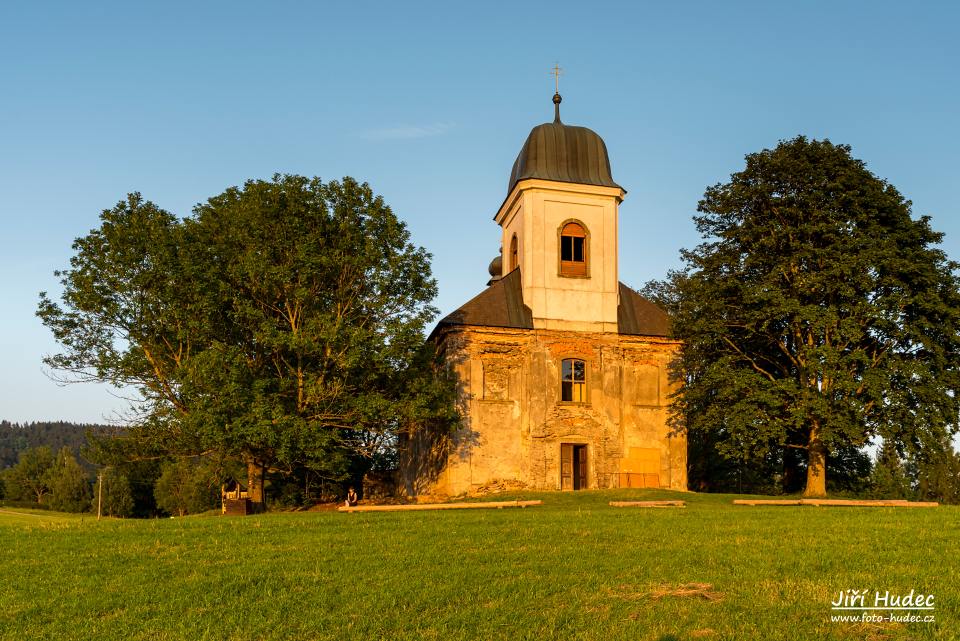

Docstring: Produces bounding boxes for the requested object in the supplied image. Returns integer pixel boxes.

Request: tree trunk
[803,425,827,497]
[246,458,265,512]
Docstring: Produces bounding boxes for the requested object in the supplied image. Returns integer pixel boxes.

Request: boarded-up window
[618,447,660,488]
[483,363,509,400]
[634,364,660,406]
[559,222,587,276]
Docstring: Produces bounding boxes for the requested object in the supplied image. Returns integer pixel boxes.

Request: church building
[401,92,686,496]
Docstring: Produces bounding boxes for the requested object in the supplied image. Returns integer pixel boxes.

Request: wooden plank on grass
[609,500,686,508]
[733,499,938,508]
[803,499,938,507]
[338,500,543,513]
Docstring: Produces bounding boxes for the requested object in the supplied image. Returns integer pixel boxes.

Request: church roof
[433,270,670,338]
[507,95,623,196]
[617,283,670,337]
[435,268,533,334]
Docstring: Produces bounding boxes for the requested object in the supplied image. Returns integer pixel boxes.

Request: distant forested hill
[0,421,112,469]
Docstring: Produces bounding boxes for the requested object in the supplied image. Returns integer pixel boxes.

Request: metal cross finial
[551,63,563,94]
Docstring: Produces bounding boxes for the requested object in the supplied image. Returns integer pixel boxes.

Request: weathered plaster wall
[402,326,686,497]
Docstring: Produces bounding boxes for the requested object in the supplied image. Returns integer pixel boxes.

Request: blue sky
[1,1,958,423]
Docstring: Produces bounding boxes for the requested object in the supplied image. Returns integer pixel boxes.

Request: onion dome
[487,255,503,283]
[507,93,623,196]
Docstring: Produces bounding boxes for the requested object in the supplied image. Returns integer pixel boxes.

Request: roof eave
[494,179,626,223]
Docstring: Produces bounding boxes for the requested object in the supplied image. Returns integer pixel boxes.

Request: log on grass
[338,500,543,513]
[733,499,938,508]
[609,500,686,508]
[802,499,938,507]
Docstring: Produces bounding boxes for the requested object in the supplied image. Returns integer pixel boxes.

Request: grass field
[1,490,957,641]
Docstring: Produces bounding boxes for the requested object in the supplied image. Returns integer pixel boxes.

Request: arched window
[510,234,519,273]
[559,221,587,277]
[561,358,586,402]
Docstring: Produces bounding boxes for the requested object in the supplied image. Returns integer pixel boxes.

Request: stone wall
[400,325,686,497]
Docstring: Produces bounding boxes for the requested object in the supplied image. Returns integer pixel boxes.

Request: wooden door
[574,445,587,490]
[560,444,573,490]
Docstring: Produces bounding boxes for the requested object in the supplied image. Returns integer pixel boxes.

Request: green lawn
[1,490,956,641]
[0,507,86,525]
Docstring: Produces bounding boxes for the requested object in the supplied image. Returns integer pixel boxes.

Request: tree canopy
[38,175,457,506]
[45,447,92,512]
[2,446,55,504]
[0,421,107,469]
[653,137,960,496]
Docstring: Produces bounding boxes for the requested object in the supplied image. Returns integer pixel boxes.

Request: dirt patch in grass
[611,582,724,602]
[648,583,723,601]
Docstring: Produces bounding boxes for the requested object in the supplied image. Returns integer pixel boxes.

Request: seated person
[345,487,358,507]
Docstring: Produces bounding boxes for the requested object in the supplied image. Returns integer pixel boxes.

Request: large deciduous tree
[657,137,960,497]
[39,175,456,508]
[45,447,92,513]
[2,446,55,504]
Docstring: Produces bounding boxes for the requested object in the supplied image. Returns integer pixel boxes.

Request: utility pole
[97,471,103,521]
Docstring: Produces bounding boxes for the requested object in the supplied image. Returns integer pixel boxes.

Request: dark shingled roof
[507,120,623,196]
[434,268,533,335]
[617,283,670,337]
[433,271,670,338]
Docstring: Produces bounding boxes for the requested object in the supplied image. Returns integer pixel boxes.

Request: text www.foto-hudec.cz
[830,589,935,624]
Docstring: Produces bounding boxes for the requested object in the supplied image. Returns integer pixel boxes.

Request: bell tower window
[559,221,588,277]
[510,234,519,273]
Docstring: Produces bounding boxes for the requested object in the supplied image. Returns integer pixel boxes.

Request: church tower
[493,92,624,333]
[402,88,686,498]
